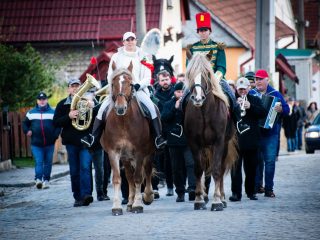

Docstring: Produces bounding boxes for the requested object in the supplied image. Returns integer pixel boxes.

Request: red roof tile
[0,0,161,43]
[198,0,296,49]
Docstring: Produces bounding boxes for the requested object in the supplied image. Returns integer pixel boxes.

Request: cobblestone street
[1,152,319,240]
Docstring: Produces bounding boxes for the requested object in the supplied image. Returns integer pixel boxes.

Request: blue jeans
[31,145,55,181]
[258,132,279,192]
[296,126,303,150]
[66,145,92,201]
[287,138,296,151]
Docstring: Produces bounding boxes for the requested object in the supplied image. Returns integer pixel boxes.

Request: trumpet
[240,94,247,117]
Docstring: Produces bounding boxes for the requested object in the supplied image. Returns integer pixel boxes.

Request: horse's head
[111,62,134,116]
[152,55,174,81]
[186,54,214,107]
[189,73,212,107]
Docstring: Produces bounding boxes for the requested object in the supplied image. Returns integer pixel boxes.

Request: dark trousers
[103,152,111,195]
[231,149,259,197]
[155,147,173,189]
[169,146,195,195]
[120,163,129,199]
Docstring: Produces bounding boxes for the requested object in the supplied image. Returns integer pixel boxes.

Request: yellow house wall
[181,47,247,81]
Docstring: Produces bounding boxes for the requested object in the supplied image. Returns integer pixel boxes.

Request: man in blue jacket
[249,70,289,198]
[23,92,60,189]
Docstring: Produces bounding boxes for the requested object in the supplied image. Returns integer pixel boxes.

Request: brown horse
[100,62,155,215]
[184,53,237,211]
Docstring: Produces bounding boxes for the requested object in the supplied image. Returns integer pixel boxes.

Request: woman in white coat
[82,32,166,149]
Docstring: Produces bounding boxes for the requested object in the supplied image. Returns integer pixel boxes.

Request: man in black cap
[23,92,60,190]
[53,79,94,207]
[244,71,255,89]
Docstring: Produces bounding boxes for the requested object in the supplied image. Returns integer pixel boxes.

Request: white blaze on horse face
[119,74,125,93]
[195,73,202,101]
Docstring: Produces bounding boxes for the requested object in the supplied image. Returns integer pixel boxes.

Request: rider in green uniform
[189,12,250,134]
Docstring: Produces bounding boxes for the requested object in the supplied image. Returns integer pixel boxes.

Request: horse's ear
[169,55,174,63]
[127,61,133,73]
[112,61,117,71]
[152,55,156,62]
[206,50,213,61]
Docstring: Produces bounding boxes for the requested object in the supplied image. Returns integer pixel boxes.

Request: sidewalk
[0,164,69,187]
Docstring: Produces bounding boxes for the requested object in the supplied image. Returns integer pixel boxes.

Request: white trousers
[97,89,157,120]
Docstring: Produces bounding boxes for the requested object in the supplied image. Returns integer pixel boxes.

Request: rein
[112,83,134,104]
[190,82,212,96]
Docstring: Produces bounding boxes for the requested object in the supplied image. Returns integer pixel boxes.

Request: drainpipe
[240,48,255,75]
[282,35,296,49]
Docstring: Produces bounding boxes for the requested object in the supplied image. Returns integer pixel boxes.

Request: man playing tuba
[53,78,94,207]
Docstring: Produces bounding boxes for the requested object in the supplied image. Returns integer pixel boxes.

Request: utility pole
[135,0,147,46]
[255,0,275,75]
[297,0,305,49]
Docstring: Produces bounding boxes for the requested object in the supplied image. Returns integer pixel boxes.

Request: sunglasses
[198,28,209,32]
[125,37,136,42]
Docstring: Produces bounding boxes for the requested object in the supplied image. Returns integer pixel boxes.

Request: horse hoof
[211,203,224,211]
[132,206,143,213]
[204,196,209,204]
[142,198,153,205]
[194,202,207,210]
[222,200,227,208]
[126,204,132,212]
[112,208,123,216]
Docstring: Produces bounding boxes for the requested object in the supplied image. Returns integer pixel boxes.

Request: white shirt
[107,46,151,90]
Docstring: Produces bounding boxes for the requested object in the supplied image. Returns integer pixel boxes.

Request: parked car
[304,113,320,154]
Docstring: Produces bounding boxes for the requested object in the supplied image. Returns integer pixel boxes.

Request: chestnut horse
[100,62,155,215]
[184,53,237,211]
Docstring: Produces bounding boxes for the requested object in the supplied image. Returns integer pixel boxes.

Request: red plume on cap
[92,73,97,78]
[196,12,211,30]
[90,57,97,65]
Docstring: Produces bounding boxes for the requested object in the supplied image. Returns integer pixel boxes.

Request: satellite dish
[141,28,162,56]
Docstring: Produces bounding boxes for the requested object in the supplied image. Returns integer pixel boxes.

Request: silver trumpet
[240,94,247,117]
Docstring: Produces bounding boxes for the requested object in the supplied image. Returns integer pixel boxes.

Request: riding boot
[219,80,250,134]
[152,118,167,149]
[81,118,104,148]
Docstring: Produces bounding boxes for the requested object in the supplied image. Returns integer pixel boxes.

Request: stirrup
[81,134,94,147]
[155,136,167,149]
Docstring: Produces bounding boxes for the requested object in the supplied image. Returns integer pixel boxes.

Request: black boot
[81,118,104,148]
[152,118,167,149]
[234,105,250,134]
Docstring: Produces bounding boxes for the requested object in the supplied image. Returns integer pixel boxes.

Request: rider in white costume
[82,32,166,149]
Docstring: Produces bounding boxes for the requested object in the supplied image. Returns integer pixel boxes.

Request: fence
[0,111,32,162]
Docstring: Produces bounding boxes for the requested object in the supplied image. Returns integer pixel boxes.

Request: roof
[197,0,296,49]
[276,49,316,59]
[0,0,161,43]
[276,53,299,84]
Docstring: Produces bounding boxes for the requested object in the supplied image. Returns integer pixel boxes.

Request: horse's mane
[186,54,228,107]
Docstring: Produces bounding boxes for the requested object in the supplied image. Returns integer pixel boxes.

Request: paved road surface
[0,152,319,240]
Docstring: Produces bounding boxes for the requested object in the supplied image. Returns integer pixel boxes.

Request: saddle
[135,96,161,119]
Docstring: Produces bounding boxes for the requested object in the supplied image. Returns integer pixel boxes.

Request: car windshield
[313,113,320,125]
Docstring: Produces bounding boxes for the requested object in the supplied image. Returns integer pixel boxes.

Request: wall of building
[158,0,183,75]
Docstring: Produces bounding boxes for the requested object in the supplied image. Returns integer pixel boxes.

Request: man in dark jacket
[154,70,175,197]
[53,79,93,207]
[161,82,196,202]
[23,92,60,189]
[229,77,267,201]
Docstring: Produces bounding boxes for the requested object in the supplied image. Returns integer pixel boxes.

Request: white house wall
[157,0,183,74]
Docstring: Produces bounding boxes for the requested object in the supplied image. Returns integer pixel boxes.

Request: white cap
[123,32,136,41]
[236,77,250,89]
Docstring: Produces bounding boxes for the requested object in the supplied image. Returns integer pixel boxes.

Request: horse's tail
[223,132,238,174]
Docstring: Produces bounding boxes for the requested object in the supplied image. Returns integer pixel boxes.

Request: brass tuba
[70,74,101,130]
[94,84,109,104]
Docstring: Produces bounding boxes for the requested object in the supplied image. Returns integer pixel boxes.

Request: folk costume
[189,12,249,134]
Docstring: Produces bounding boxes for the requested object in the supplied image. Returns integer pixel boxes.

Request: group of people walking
[22,11,318,208]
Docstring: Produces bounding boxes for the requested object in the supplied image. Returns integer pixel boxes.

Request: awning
[276,53,299,84]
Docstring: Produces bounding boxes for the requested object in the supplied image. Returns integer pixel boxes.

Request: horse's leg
[109,151,123,215]
[192,149,207,210]
[211,144,224,211]
[220,175,227,208]
[142,155,154,205]
[123,160,135,212]
[132,156,144,213]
